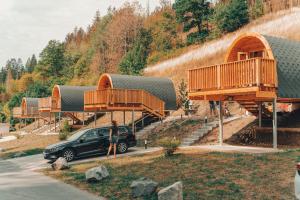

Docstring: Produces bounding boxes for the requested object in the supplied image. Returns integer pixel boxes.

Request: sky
[0,0,163,68]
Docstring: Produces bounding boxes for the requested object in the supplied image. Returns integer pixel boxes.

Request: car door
[118,126,128,140]
[98,128,110,149]
[76,129,101,156]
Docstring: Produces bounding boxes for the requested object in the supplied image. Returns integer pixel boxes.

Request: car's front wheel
[117,142,128,154]
[62,148,75,162]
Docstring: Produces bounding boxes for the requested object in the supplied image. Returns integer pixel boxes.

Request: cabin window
[238,52,248,61]
[249,51,264,59]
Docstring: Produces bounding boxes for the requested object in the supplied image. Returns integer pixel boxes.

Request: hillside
[145,8,300,86]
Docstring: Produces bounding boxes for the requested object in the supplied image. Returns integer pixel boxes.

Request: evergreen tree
[25,57,31,72]
[213,0,249,33]
[178,79,188,108]
[173,0,211,44]
[29,54,37,73]
[37,40,65,78]
[119,28,152,75]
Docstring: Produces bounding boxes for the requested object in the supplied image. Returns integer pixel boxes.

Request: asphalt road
[0,147,160,200]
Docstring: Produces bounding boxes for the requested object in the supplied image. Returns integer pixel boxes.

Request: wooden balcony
[84,89,165,118]
[38,97,61,112]
[12,107,22,118]
[188,58,277,101]
[23,107,39,118]
[38,97,52,112]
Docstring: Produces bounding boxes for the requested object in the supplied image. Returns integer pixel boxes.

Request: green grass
[0,148,44,159]
[44,150,299,200]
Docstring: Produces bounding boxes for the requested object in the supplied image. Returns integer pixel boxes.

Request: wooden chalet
[12,97,40,119]
[84,73,177,120]
[188,32,300,148]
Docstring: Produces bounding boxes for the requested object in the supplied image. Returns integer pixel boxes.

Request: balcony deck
[84,88,165,118]
[12,107,22,118]
[38,97,61,112]
[188,58,277,101]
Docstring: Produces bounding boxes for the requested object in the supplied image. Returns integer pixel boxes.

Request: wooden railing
[188,58,277,92]
[38,97,52,111]
[23,107,39,117]
[84,89,165,117]
[12,107,22,118]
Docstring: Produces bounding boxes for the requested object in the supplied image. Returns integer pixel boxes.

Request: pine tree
[29,54,37,72]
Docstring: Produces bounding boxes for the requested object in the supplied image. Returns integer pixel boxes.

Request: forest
[0,0,293,123]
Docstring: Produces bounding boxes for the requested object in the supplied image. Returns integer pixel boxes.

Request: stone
[130,177,158,198]
[51,157,70,170]
[0,148,5,153]
[158,181,183,200]
[85,165,109,182]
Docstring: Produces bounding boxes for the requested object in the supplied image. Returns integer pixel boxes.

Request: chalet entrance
[188,32,300,148]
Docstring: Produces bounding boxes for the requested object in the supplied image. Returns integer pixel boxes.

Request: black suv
[43,126,136,162]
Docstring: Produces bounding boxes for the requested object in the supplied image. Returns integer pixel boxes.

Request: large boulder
[85,165,109,182]
[158,181,183,200]
[51,157,70,170]
[0,148,5,153]
[130,177,158,198]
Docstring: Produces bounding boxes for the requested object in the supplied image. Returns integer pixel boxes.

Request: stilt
[142,112,144,128]
[49,113,52,132]
[111,112,114,122]
[132,110,135,134]
[59,112,61,131]
[123,111,126,125]
[54,114,56,132]
[258,102,262,127]
[94,112,97,127]
[273,98,277,149]
[218,100,223,145]
[82,112,85,126]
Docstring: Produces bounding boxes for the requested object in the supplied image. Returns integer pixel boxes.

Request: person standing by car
[107,120,119,159]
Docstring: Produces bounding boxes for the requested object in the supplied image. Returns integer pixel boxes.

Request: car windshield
[67,129,89,141]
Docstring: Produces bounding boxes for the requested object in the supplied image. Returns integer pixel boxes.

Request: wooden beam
[273,98,277,149]
[218,101,223,145]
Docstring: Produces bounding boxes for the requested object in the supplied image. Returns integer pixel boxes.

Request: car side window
[118,127,128,134]
[82,130,99,141]
[98,128,109,137]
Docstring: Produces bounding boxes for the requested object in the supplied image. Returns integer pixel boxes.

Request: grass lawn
[43,149,299,200]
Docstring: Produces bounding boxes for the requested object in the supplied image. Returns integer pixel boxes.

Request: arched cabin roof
[53,85,96,112]
[225,33,300,99]
[21,97,39,114]
[97,73,177,110]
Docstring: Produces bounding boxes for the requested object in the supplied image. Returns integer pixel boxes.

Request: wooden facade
[188,33,278,102]
[12,107,22,118]
[38,97,52,112]
[20,98,39,118]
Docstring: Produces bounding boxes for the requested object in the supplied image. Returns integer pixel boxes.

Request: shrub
[158,137,180,157]
[59,119,71,141]
[59,132,68,141]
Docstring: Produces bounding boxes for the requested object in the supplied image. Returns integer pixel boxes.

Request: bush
[158,137,180,157]
[59,119,71,141]
[59,132,68,141]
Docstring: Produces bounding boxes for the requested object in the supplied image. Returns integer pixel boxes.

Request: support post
[49,113,52,132]
[82,112,85,126]
[123,111,126,125]
[218,100,223,145]
[94,112,97,128]
[258,102,262,127]
[132,110,135,134]
[273,98,277,149]
[59,112,61,131]
[111,112,113,122]
[142,112,144,128]
[54,114,56,132]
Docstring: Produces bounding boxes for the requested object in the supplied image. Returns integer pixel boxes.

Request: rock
[158,181,183,200]
[51,157,70,170]
[130,177,158,198]
[85,165,109,182]
[0,148,5,153]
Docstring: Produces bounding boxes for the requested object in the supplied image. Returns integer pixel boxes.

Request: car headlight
[49,146,63,152]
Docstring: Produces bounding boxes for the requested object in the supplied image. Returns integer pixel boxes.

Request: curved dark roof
[24,97,39,107]
[264,35,300,98]
[57,85,96,112]
[109,74,177,110]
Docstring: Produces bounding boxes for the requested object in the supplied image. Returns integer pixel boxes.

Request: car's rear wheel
[117,142,128,154]
[62,148,75,162]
